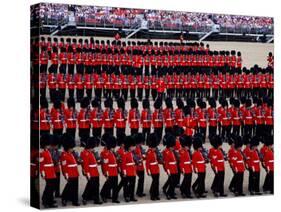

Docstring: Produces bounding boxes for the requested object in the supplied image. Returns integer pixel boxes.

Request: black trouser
[92,127,102,139]
[53,129,63,136]
[49,88,57,103]
[244,125,253,137]
[192,172,206,195]
[66,128,76,139]
[55,172,60,197]
[104,128,114,135]
[137,88,143,101]
[82,176,100,202]
[68,64,74,75]
[180,173,192,196]
[40,64,48,73]
[76,89,84,102]
[131,128,139,136]
[163,174,178,198]
[136,170,145,196]
[142,128,151,145]
[145,88,150,99]
[232,125,240,136]
[113,89,120,100]
[59,88,66,101]
[117,174,125,195]
[209,126,217,138]
[234,172,244,194]
[101,176,119,201]
[256,124,264,138]
[130,89,136,99]
[151,89,157,101]
[68,89,74,99]
[248,169,254,192]
[95,88,102,99]
[61,178,79,204]
[42,178,56,206]
[59,64,66,74]
[86,89,92,100]
[199,127,207,141]
[263,171,273,193]
[116,128,126,140]
[250,171,260,193]
[150,174,160,199]
[124,176,136,200]
[154,127,163,143]
[79,128,90,147]
[121,89,128,101]
[211,171,225,195]
[221,126,231,140]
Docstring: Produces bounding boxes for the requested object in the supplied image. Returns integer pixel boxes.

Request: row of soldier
[39,131,274,208]
[35,95,274,148]
[39,70,274,102]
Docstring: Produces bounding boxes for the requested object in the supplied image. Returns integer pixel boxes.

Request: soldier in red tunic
[114,98,127,139]
[103,98,115,135]
[145,133,161,200]
[100,134,120,203]
[122,136,138,202]
[179,135,193,198]
[209,135,227,197]
[81,137,103,205]
[134,133,146,197]
[230,137,246,196]
[153,99,164,142]
[128,98,140,135]
[162,133,178,200]
[262,135,273,194]
[208,98,218,138]
[40,134,58,208]
[90,98,103,139]
[192,136,207,198]
[78,98,91,146]
[141,99,152,144]
[64,97,77,139]
[248,136,262,195]
[60,134,80,206]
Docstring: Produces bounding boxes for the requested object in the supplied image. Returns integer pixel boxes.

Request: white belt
[89,164,97,168]
[80,120,88,122]
[217,160,224,163]
[245,117,252,119]
[169,162,177,165]
[253,160,260,163]
[233,117,240,120]
[222,118,229,120]
[77,82,83,84]
[256,116,263,118]
[44,163,54,167]
[108,164,117,167]
[197,161,205,164]
[209,118,216,121]
[166,118,173,121]
[126,162,135,166]
[184,161,191,164]
[131,119,138,122]
[177,119,184,121]
[266,116,273,119]
[143,120,151,122]
[41,120,48,122]
[67,118,76,121]
[68,164,77,167]
[237,161,244,163]
[268,160,274,163]
[200,119,206,121]
[150,162,158,165]
[117,119,125,121]
[105,119,111,121]
[54,120,62,122]
[155,119,162,122]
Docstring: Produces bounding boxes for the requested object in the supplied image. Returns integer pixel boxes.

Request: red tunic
[60,151,79,178]
[179,148,192,174]
[162,148,178,174]
[40,149,56,179]
[80,149,99,177]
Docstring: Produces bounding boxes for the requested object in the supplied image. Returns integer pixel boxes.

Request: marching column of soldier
[35,95,274,208]
[31,37,274,208]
